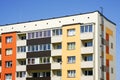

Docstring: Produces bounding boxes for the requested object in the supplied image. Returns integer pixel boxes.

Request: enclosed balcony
[81,39,93,54]
[81,68,93,80]
[16,59,26,71]
[27,71,50,80]
[51,70,61,80]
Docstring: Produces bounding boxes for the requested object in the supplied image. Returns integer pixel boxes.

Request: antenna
[100,7,103,15]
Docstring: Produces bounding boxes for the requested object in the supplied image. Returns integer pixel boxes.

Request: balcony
[81,47,93,54]
[51,36,62,43]
[16,65,26,71]
[81,76,93,80]
[17,53,26,59]
[27,64,51,71]
[51,49,62,56]
[17,40,26,46]
[81,61,93,68]
[26,77,50,80]
[80,33,93,40]
[51,63,61,69]
[51,76,61,80]
[16,77,26,80]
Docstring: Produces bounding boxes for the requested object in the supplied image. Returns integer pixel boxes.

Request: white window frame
[67,42,75,50]
[6,61,12,68]
[6,37,12,43]
[68,56,75,63]
[67,29,75,36]
[68,70,76,78]
[6,49,12,55]
[17,71,26,78]
[5,74,12,80]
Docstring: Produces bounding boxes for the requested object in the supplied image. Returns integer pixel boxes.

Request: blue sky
[0,0,120,79]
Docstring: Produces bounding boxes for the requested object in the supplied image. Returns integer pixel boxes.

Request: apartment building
[0,11,116,80]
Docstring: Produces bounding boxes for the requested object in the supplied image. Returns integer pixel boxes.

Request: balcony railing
[81,76,93,80]
[51,49,62,56]
[51,36,62,43]
[81,61,93,68]
[51,63,61,69]
[26,77,50,80]
[80,32,93,40]
[81,47,93,54]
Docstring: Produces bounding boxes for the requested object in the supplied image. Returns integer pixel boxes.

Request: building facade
[0,11,116,80]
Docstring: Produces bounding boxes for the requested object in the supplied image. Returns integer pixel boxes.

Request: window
[28,33,32,39]
[6,49,12,55]
[39,31,43,38]
[28,44,51,52]
[111,43,113,49]
[80,26,84,33]
[17,71,26,78]
[89,25,92,32]
[6,61,12,68]
[67,29,75,36]
[52,29,62,36]
[43,30,51,37]
[17,46,26,53]
[18,34,26,40]
[35,32,39,38]
[34,45,38,51]
[68,70,76,78]
[68,56,75,63]
[31,32,34,39]
[28,58,35,65]
[83,69,93,76]
[20,60,26,65]
[6,37,12,43]
[32,72,50,78]
[80,24,93,33]
[27,30,51,39]
[53,70,61,76]
[67,42,75,50]
[84,41,93,47]
[85,25,88,32]
[83,55,93,61]
[53,43,62,49]
[111,68,114,74]
[5,74,12,80]
[39,57,50,64]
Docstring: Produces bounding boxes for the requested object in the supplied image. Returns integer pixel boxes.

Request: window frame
[6,36,12,43]
[5,74,12,80]
[5,61,12,68]
[67,42,75,50]
[67,29,75,36]
[67,70,76,78]
[68,56,76,63]
[6,48,12,55]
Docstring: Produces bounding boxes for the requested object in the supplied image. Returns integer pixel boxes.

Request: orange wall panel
[1,32,17,80]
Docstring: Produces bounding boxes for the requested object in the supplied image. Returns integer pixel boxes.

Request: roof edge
[0,10,116,26]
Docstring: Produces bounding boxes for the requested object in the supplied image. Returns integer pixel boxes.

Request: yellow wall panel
[62,24,81,80]
[106,54,113,61]
[106,27,113,36]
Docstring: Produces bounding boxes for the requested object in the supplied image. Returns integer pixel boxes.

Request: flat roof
[0,10,116,26]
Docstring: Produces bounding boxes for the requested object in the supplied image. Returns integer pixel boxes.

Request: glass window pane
[85,25,88,32]
[47,30,51,37]
[89,25,92,32]
[36,32,39,38]
[60,29,62,35]
[39,32,42,38]
[81,26,84,33]
[68,29,75,36]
